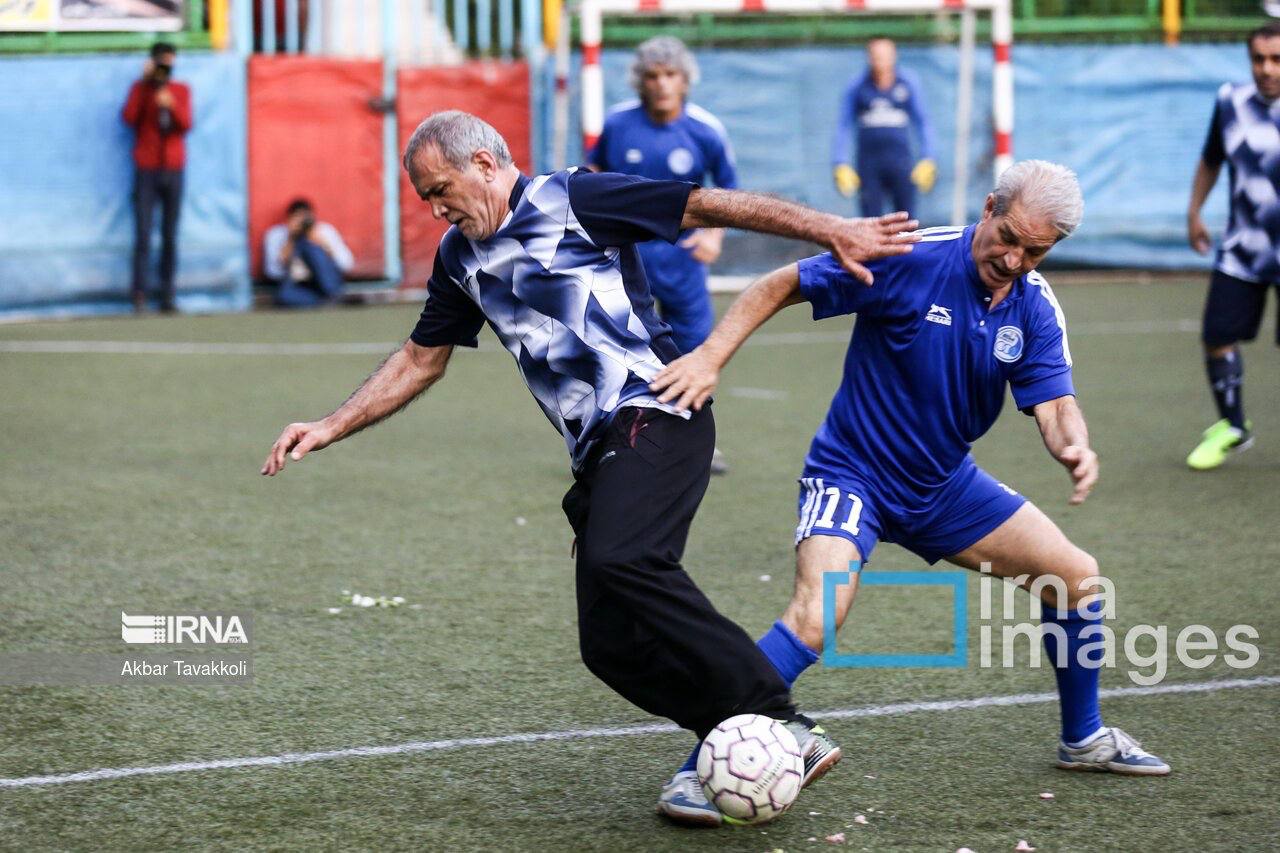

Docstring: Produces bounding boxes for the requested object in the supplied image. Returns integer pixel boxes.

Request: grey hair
[991,159,1084,239]
[402,110,514,173]
[628,36,699,93]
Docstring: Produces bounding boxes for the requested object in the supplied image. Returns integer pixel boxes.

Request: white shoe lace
[1108,727,1153,759]
[668,772,707,804]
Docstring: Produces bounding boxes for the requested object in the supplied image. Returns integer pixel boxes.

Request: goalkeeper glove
[833,164,859,198]
[911,159,937,193]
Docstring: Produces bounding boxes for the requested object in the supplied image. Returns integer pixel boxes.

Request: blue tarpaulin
[552,42,1241,273]
[0,53,249,320]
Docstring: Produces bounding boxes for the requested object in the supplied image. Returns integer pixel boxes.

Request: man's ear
[981,193,996,221]
[473,149,498,181]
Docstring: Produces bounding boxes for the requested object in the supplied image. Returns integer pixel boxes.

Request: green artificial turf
[2,277,1277,851]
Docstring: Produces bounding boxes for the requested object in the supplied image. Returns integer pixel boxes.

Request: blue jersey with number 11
[798,226,1074,504]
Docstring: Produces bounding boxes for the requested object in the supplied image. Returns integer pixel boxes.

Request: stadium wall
[555,42,1236,273]
[0,53,250,320]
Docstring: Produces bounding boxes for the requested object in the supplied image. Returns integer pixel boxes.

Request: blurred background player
[589,36,737,473]
[831,37,936,220]
[263,198,355,308]
[122,42,192,314]
[1184,22,1280,470]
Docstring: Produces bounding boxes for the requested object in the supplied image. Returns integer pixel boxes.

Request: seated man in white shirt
[263,198,355,307]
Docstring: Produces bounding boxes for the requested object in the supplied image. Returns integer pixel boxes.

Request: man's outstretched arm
[261,341,454,476]
[681,187,917,285]
[650,263,802,411]
[1033,395,1098,505]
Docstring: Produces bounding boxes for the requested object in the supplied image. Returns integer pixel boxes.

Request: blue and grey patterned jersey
[1203,82,1280,283]
[410,168,694,469]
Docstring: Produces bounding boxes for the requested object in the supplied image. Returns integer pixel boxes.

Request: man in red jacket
[122,42,193,313]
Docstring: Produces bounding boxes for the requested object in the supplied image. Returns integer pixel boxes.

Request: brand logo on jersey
[625,148,643,164]
[667,147,694,175]
[994,326,1024,362]
[925,304,952,326]
[893,83,908,101]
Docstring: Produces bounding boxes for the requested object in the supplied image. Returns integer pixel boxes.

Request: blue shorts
[793,459,1026,565]
[638,239,712,354]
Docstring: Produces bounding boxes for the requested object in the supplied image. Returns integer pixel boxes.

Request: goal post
[570,0,1013,225]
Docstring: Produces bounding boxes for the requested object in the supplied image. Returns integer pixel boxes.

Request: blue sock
[756,619,819,688]
[679,620,820,773]
[1041,599,1106,745]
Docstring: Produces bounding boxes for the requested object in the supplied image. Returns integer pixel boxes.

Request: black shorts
[1202,269,1280,346]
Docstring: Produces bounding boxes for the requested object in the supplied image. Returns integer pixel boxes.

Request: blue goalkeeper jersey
[797,226,1074,501]
[831,69,935,170]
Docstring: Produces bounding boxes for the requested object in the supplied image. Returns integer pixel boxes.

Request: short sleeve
[1010,275,1075,413]
[567,170,695,247]
[1201,96,1226,168]
[796,252,893,320]
[409,249,486,348]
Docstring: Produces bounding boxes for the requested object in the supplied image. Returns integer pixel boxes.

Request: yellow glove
[911,158,938,194]
[833,164,859,198]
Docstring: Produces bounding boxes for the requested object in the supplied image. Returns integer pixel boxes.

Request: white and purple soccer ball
[697,714,804,824]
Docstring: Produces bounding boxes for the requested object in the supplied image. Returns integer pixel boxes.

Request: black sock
[1206,350,1246,430]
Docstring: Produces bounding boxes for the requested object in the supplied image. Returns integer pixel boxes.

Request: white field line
[0,318,1199,357]
[1,674,1275,791]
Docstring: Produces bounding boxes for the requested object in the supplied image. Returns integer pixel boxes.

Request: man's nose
[431,201,447,220]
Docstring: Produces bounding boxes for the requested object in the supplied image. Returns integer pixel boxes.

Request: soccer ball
[697,714,804,824]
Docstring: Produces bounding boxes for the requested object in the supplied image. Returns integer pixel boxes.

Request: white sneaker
[1057,726,1170,776]
[656,770,722,827]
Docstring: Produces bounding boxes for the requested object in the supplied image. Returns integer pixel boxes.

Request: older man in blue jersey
[1185,21,1280,470]
[590,37,738,471]
[653,160,1169,824]
[261,110,918,821]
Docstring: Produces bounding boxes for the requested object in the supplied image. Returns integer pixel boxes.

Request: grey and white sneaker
[784,720,843,787]
[710,447,730,476]
[1057,726,1170,776]
[656,769,722,827]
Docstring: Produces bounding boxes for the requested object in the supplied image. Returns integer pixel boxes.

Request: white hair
[402,110,513,172]
[992,159,1084,239]
[628,36,699,93]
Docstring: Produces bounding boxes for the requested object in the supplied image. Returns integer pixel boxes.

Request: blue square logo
[822,566,968,668]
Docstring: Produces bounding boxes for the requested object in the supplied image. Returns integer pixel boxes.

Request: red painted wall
[247,56,385,279]
[396,62,531,288]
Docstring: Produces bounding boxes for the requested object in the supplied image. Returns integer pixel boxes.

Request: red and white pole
[991,0,1014,178]
[580,0,604,155]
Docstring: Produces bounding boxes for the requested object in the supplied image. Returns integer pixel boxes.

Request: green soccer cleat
[1186,419,1253,470]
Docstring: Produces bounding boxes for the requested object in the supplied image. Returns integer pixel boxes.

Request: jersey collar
[509,173,531,212]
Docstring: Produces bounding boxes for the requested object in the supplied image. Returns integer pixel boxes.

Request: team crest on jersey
[893,84,908,101]
[625,148,643,164]
[993,325,1024,363]
[925,304,952,326]
[667,147,694,175]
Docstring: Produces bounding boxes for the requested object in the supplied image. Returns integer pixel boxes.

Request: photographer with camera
[122,42,192,314]
[262,198,354,308]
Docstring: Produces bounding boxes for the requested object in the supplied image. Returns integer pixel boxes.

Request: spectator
[263,198,355,307]
[122,41,192,314]
[830,37,936,219]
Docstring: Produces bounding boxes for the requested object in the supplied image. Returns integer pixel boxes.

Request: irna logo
[120,612,249,645]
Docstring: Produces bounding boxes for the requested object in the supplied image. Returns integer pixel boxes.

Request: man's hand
[1188,212,1212,255]
[261,420,339,476]
[833,164,860,198]
[679,228,723,264]
[650,347,720,412]
[830,211,919,285]
[154,86,175,108]
[1058,444,1098,505]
